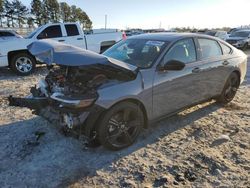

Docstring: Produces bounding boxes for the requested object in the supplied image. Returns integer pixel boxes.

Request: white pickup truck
[0,23,124,75]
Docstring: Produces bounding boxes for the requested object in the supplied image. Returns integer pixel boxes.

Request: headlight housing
[50,92,96,108]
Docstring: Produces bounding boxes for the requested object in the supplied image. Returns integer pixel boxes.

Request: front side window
[163,38,196,64]
[37,25,62,39]
[65,24,79,36]
[103,39,167,68]
[198,38,222,59]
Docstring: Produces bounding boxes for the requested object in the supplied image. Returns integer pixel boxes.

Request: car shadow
[0,101,221,187]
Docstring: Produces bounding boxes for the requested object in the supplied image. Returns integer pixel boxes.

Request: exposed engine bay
[9,64,137,138]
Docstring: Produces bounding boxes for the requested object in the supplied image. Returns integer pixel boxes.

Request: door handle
[77,38,83,40]
[223,60,229,65]
[58,39,65,42]
[192,67,201,73]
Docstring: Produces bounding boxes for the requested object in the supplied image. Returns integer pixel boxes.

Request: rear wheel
[10,52,36,76]
[216,72,240,104]
[97,102,144,150]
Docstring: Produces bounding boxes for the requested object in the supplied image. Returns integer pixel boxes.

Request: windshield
[103,39,166,68]
[230,31,250,38]
[25,26,43,39]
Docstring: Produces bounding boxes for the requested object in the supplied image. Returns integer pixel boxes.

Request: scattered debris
[210,134,231,147]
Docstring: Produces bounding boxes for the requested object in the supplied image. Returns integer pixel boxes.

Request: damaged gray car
[9,33,247,150]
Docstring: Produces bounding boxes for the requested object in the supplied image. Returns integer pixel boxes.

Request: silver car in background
[9,33,247,150]
[0,29,23,41]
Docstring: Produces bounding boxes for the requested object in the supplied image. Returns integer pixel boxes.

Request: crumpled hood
[27,39,138,74]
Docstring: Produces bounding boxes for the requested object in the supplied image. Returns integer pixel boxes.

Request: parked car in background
[0,29,23,41]
[125,29,144,37]
[0,23,124,75]
[205,30,228,40]
[9,33,247,150]
[226,30,250,50]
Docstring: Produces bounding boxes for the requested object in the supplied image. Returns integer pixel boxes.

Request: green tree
[69,6,92,30]
[4,0,15,27]
[12,0,28,28]
[31,0,43,26]
[27,17,34,28]
[0,0,4,27]
[69,5,77,22]
[60,2,71,22]
[43,0,60,23]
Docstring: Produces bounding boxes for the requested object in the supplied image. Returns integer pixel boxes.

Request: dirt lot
[0,51,249,188]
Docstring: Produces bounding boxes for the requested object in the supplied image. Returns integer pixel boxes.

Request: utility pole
[105,14,107,29]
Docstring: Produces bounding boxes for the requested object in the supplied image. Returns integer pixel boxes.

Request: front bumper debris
[8,96,90,130]
[8,96,48,111]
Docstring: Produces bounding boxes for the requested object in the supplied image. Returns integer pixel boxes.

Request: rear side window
[198,38,222,59]
[65,24,79,36]
[220,43,231,55]
[164,38,197,64]
[38,25,62,39]
[0,31,15,37]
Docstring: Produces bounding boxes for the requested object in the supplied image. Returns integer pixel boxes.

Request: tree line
[0,0,92,29]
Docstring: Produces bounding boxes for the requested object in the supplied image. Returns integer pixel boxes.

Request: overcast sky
[22,0,250,29]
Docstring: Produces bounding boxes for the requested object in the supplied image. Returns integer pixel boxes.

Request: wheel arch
[232,69,241,81]
[84,98,149,139]
[110,98,149,128]
[7,49,35,67]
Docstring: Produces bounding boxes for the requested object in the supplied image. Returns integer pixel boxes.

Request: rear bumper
[0,55,8,67]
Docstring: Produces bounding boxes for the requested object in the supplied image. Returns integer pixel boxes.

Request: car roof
[128,32,217,42]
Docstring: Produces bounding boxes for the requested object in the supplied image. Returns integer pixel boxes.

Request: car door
[36,24,66,42]
[63,24,86,49]
[152,38,207,119]
[195,38,226,98]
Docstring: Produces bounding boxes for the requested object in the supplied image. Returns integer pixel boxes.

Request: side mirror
[160,60,186,71]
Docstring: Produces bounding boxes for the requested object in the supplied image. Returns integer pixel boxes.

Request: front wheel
[10,52,36,76]
[216,72,240,104]
[97,102,144,150]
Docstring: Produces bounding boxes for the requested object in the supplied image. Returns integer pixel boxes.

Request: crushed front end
[9,65,108,136]
[9,40,138,139]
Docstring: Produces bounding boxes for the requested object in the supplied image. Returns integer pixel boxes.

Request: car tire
[10,52,36,76]
[216,72,240,104]
[97,102,144,150]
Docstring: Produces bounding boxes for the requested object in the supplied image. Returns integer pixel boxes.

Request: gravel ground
[0,51,249,188]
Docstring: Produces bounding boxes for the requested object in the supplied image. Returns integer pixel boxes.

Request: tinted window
[230,31,250,37]
[38,25,62,39]
[198,38,222,59]
[163,38,196,64]
[0,31,15,37]
[103,39,166,68]
[65,24,79,36]
[220,43,231,55]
